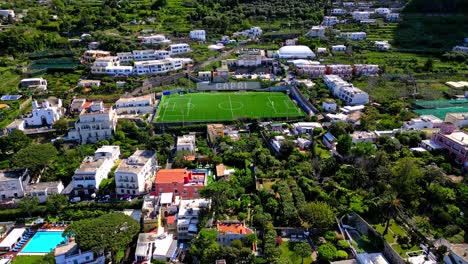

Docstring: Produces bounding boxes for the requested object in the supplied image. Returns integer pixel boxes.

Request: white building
[445,113,468,128]
[331,9,347,15]
[152,231,177,262]
[277,45,316,59]
[66,101,117,144]
[324,75,369,105]
[71,146,120,195]
[375,40,391,51]
[81,50,111,64]
[351,131,378,144]
[352,11,371,21]
[91,56,133,76]
[189,30,206,41]
[295,138,313,150]
[341,32,367,41]
[285,38,298,46]
[403,115,443,130]
[70,98,87,114]
[452,46,468,53]
[271,135,285,152]
[216,220,253,246]
[374,8,391,15]
[115,150,157,196]
[386,13,400,22]
[23,98,65,127]
[235,27,263,39]
[20,78,48,90]
[307,26,327,38]
[296,64,327,78]
[55,241,105,264]
[323,131,337,150]
[323,16,339,26]
[292,122,323,135]
[0,10,15,18]
[133,58,192,75]
[354,64,379,76]
[328,64,353,78]
[168,43,191,55]
[177,134,196,152]
[0,169,28,201]
[115,94,155,116]
[117,50,170,64]
[332,45,347,52]
[77,80,101,88]
[25,181,64,204]
[323,99,337,112]
[177,198,210,240]
[140,34,171,45]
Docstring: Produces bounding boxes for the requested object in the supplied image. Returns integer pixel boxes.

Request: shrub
[336,250,349,260]
[318,243,338,262]
[324,231,337,242]
[337,239,350,249]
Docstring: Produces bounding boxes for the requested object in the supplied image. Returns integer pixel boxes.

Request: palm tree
[379,191,401,235]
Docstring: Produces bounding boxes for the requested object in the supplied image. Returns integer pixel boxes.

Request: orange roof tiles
[83,102,92,109]
[155,169,190,184]
[166,215,176,225]
[217,222,252,235]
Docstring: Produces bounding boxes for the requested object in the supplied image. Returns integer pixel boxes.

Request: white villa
[332,45,347,52]
[0,10,15,18]
[91,56,133,76]
[20,78,48,90]
[341,32,367,41]
[117,50,170,64]
[67,101,117,144]
[375,40,391,51]
[323,99,337,112]
[234,27,262,39]
[189,30,206,41]
[292,122,323,135]
[403,115,443,130]
[352,11,371,21]
[331,9,347,15]
[140,34,171,45]
[133,58,192,75]
[0,169,28,201]
[23,98,65,127]
[115,150,157,196]
[115,94,155,116]
[55,241,105,264]
[322,16,339,26]
[177,199,210,240]
[71,146,120,196]
[216,220,253,246]
[25,181,64,203]
[177,134,196,153]
[374,8,391,15]
[307,26,327,38]
[168,43,191,55]
[77,80,101,87]
[324,75,369,105]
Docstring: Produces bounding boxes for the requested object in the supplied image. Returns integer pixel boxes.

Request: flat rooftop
[444,131,468,147]
[116,94,153,104]
[24,181,61,193]
[75,156,106,173]
[0,169,26,182]
[116,150,155,173]
[451,244,468,262]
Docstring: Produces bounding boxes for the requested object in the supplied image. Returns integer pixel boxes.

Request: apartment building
[153,169,206,199]
[117,50,170,64]
[67,101,117,144]
[81,50,111,64]
[20,78,48,90]
[115,94,155,115]
[133,58,192,75]
[168,43,191,55]
[177,135,196,153]
[327,64,353,78]
[71,146,120,195]
[177,198,210,240]
[430,123,468,167]
[331,9,347,15]
[324,75,369,105]
[90,56,133,76]
[115,150,157,196]
[296,65,327,78]
[352,11,371,21]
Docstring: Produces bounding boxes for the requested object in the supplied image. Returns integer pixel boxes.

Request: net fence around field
[412,99,468,119]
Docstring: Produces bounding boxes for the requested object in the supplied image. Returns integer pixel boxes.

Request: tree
[318,243,338,262]
[293,242,312,264]
[279,140,295,158]
[189,229,221,263]
[336,134,352,156]
[423,58,434,71]
[64,213,140,263]
[0,130,31,157]
[45,194,68,214]
[12,144,58,172]
[377,191,401,235]
[263,229,281,262]
[19,196,39,217]
[300,201,336,229]
[52,118,69,134]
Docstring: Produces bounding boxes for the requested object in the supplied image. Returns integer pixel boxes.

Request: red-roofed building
[216,220,253,246]
[153,169,206,199]
[166,215,176,232]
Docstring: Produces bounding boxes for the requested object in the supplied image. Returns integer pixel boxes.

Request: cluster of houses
[324,75,369,105]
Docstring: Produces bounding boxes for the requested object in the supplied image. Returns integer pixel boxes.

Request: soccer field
[154,92,305,123]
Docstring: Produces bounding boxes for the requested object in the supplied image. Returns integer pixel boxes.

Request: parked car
[70,197,81,203]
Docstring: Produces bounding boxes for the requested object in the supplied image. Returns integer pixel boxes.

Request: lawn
[280,241,313,264]
[154,92,304,123]
[12,255,53,264]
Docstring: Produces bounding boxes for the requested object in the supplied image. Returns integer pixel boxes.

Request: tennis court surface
[154,92,305,123]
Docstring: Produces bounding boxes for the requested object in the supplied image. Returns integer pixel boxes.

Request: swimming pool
[21,231,66,253]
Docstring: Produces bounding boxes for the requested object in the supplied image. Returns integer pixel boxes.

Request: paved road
[130,46,241,96]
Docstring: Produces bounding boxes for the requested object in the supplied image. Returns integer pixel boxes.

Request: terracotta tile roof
[155,169,190,184]
[217,222,252,235]
[216,164,225,177]
[83,102,92,109]
[166,215,176,224]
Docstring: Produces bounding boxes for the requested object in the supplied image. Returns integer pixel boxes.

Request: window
[174,189,178,194]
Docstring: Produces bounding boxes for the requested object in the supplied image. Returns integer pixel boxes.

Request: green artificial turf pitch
[154,92,305,122]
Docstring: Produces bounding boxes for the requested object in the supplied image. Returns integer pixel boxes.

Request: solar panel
[0,95,22,101]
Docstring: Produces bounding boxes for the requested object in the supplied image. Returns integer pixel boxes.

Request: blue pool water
[21,231,66,253]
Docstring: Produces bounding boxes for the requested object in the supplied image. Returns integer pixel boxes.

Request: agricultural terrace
[154,92,305,123]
